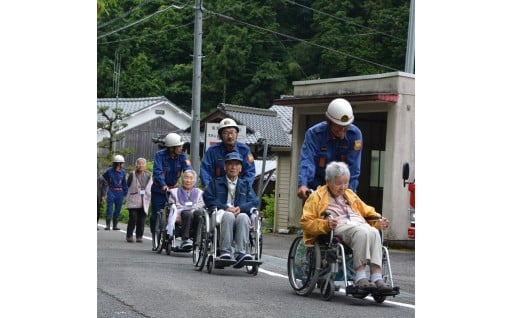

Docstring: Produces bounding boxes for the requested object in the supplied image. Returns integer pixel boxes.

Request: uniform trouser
[219,212,250,255]
[334,222,382,269]
[127,208,146,238]
[150,191,167,233]
[97,198,102,222]
[105,190,124,218]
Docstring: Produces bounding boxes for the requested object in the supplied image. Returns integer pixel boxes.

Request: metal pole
[404,0,415,74]
[257,139,268,201]
[190,0,203,173]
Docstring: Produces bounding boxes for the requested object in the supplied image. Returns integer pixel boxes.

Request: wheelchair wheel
[246,264,259,276]
[206,254,214,273]
[155,231,164,254]
[246,219,262,275]
[193,212,208,271]
[165,236,172,255]
[320,279,335,301]
[287,236,320,296]
[373,294,386,303]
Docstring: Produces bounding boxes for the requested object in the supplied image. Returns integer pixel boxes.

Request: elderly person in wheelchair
[167,169,205,250]
[300,161,392,292]
[202,151,259,268]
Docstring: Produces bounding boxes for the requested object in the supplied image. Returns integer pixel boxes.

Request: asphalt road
[97,222,415,318]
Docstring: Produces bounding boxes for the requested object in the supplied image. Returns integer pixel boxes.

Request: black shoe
[113,227,120,231]
[104,227,110,231]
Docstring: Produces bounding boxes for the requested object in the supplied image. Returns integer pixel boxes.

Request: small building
[97,96,191,166]
[273,71,415,245]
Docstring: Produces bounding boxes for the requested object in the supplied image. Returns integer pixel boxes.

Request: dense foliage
[97,0,411,114]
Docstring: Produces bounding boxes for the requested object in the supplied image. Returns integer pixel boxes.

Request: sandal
[374,279,393,291]
[355,278,376,290]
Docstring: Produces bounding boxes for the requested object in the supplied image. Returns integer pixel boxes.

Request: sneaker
[180,239,193,250]
[126,236,134,243]
[219,252,232,260]
[233,252,253,268]
[136,237,143,243]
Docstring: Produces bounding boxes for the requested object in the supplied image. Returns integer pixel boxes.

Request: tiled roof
[97,96,175,122]
[269,105,293,133]
[141,101,292,148]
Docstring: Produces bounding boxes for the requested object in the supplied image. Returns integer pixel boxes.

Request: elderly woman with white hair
[168,169,205,250]
[300,161,392,292]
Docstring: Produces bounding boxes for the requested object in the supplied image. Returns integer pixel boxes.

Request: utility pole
[405,0,415,74]
[113,51,121,154]
[190,0,203,172]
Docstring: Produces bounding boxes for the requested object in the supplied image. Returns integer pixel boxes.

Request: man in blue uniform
[202,152,259,267]
[150,132,192,250]
[200,118,255,188]
[297,98,363,199]
[103,155,128,230]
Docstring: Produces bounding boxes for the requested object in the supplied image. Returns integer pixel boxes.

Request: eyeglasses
[221,130,238,137]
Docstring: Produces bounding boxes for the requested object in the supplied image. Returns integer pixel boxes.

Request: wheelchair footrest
[372,286,400,297]
[242,260,263,266]
[346,285,400,297]
[214,258,236,267]
[170,246,193,253]
[214,258,263,267]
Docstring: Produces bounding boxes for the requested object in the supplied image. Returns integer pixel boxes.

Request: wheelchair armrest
[249,207,264,219]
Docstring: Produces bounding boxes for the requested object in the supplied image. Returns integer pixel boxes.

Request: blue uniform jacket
[151,149,192,194]
[103,167,128,196]
[202,176,259,216]
[298,121,362,191]
[199,141,256,188]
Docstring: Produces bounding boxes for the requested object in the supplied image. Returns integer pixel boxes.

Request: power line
[97,1,191,40]
[97,0,154,30]
[208,10,399,72]
[97,21,195,45]
[97,0,255,46]
[283,0,405,42]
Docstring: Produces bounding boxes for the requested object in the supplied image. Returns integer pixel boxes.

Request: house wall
[119,101,191,134]
[281,72,415,243]
[274,153,291,233]
[114,117,180,167]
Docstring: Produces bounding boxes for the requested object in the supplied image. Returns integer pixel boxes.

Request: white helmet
[164,132,184,147]
[113,155,125,163]
[325,98,354,126]
[218,118,239,135]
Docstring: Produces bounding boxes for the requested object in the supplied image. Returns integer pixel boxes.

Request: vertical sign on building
[205,122,247,153]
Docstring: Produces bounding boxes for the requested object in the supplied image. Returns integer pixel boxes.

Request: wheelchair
[192,206,263,275]
[287,213,400,303]
[152,192,196,255]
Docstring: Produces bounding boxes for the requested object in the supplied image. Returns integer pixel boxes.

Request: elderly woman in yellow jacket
[300,161,392,292]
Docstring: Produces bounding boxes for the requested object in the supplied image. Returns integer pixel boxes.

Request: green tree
[97,105,131,169]
[97,0,411,110]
